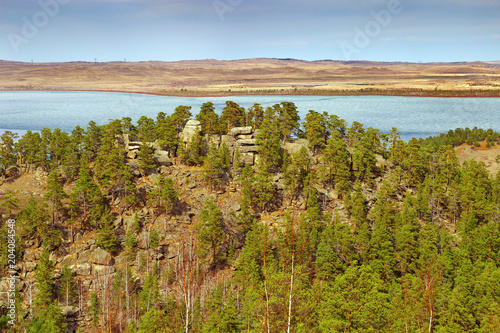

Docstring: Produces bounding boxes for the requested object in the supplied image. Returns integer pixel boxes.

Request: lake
[1,91,500,141]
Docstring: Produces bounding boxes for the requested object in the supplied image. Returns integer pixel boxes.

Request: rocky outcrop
[180,120,202,144]
[119,134,173,170]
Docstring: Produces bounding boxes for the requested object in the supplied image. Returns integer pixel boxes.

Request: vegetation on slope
[1,101,500,332]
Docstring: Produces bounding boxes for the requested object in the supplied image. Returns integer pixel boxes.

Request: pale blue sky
[1,0,499,63]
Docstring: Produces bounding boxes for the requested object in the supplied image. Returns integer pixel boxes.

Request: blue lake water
[1,91,499,141]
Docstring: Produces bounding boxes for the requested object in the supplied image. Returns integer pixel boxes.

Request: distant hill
[1,58,499,97]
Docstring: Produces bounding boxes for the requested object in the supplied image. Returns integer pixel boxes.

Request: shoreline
[2,87,500,98]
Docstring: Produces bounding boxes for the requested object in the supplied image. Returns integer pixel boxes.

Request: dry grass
[455,141,500,175]
[1,58,499,96]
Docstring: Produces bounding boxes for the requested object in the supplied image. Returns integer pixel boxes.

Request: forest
[1,100,500,332]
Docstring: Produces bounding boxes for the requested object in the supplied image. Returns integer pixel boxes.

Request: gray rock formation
[180,120,202,143]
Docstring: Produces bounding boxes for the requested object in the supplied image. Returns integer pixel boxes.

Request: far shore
[2,87,500,98]
[1,58,499,98]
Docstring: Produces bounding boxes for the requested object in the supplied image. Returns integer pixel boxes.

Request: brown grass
[1,58,499,97]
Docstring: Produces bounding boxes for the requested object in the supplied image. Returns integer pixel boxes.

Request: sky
[1,0,499,63]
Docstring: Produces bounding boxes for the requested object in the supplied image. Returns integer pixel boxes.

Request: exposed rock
[5,166,18,178]
[24,262,37,272]
[282,139,310,156]
[91,248,113,266]
[114,216,123,228]
[77,250,91,264]
[154,150,173,166]
[74,232,83,242]
[127,150,137,159]
[146,140,162,151]
[221,135,235,145]
[237,139,257,146]
[206,134,221,148]
[180,120,202,143]
[23,249,37,262]
[237,134,254,140]
[229,126,253,137]
[240,153,255,166]
[238,145,259,153]
[75,263,92,276]
[94,265,116,276]
[62,306,80,317]
[60,254,77,268]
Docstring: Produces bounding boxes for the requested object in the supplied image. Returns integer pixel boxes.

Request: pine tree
[220,101,245,132]
[276,101,300,143]
[0,130,18,171]
[320,130,351,195]
[59,264,77,308]
[196,102,219,134]
[31,248,66,332]
[249,103,264,129]
[136,115,155,142]
[202,284,239,333]
[138,143,156,173]
[256,106,283,173]
[44,169,67,224]
[195,198,224,264]
[319,264,390,332]
[304,110,327,154]
[139,273,161,313]
[96,209,119,252]
[18,195,50,242]
[0,190,19,218]
[172,105,192,135]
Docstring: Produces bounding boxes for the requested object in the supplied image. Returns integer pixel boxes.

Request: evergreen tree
[319,130,351,195]
[276,101,300,143]
[248,103,264,129]
[32,248,66,332]
[172,105,192,135]
[220,101,245,132]
[44,169,67,224]
[196,102,219,134]
[18,195,50,242]
[319,264,390,332]
[139,273,161,313]
[138,143,156,173]
[202,284,239,333]
[304,110,327,154]
[0,130,18,171]
[136,115,155,142]
[96,209,119,252]
[256,106,283,173]
[195,198,224,264]
[59,264,77,308]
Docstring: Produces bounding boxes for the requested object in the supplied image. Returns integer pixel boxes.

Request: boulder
[282,139,311,157]
[91,248,113,266]
[5,166,18,178]
[146,140,162,151]
[77,250,91,264]
[127,150,137,159]
[241,153,255,166]
[229,126,253,137]
[154,150,173,166]
[237,145,259,153]
[60,254,77,268]
[180,120,202,143]
[75,262,92,276]
[24,262,37,272]
[94,265,116,276]
[62,306,80,317]
[237,139,257,146]
[206,134,221,148]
